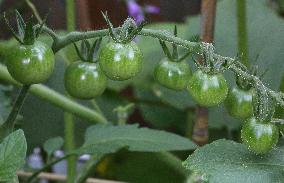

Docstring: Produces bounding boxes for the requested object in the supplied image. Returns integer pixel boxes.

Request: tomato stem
[65,0,77,182]
[25,154,73,183]
[0,85,30,140]
[237,0,249,67]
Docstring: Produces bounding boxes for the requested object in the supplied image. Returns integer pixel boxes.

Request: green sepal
[4,10,48,45]
[189,34,201,42]
[88,38,102,62]
[81,40,91,60]
[23,16,35,45]
[120,18,136,41]
[15,10,26,41]
[101,12,119,42]
[172,25,178,60]
[3,12,23,44]
[159,40,173,61]
[74,42,87,62]
[124,20,146,43]
[102,12,145,43]
[73,38,103,63]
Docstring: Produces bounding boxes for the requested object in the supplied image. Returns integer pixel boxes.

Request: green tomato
[154,58,191,90]
[225,86,254,119]
[187,70,228,107]
[241,118,279,154]
[99,41,142,81]
[6,41,55,84]
[64,62,107,99]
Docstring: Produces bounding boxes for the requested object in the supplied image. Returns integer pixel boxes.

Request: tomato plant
[1,1,284,183]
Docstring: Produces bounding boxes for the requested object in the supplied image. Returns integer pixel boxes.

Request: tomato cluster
[5,20,280,154]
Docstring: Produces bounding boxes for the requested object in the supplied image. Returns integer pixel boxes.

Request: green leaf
[77,124,196,155]
[0,130,27,182]
[43,136,64,157]
[134,87,188,130]
[105,151,187,183]
[183,139,284,183]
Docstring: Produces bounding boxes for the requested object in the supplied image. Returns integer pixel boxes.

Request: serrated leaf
[15,10,26,41]
[43,136,64,157]
[0,130,27,182]
[183,139,284,183]
[77,124,196,155]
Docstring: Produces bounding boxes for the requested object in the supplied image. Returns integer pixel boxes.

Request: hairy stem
[41,27,200,53]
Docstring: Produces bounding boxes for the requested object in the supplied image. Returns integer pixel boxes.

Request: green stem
[237,0,249,67]
[91,99,104,115]
[66,0,76,32]
[65,0,76,182]
[0,85,30,139]
[41,26,200,53]
[0,64,108,124]
[25,154,73,183]
[64,110,76,183]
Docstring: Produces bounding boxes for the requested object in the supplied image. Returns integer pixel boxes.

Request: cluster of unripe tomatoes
[4,13,280,154]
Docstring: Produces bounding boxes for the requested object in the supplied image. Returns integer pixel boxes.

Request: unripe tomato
[154,58,191,90]
[64,62,107,99]
[241,118,279,154]
[225,86,254,119]
[6,41,55,84]
[99,41,142,81]
[187,70,228,107]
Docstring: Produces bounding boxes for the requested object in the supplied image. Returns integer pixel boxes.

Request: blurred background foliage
[0,0,284,182]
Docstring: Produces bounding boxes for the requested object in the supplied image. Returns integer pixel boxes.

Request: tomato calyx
[159,26,192,63]
[102,12,146,44]
[192,43,229,75]
[74,38,102,63]
[4,10,47,45]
